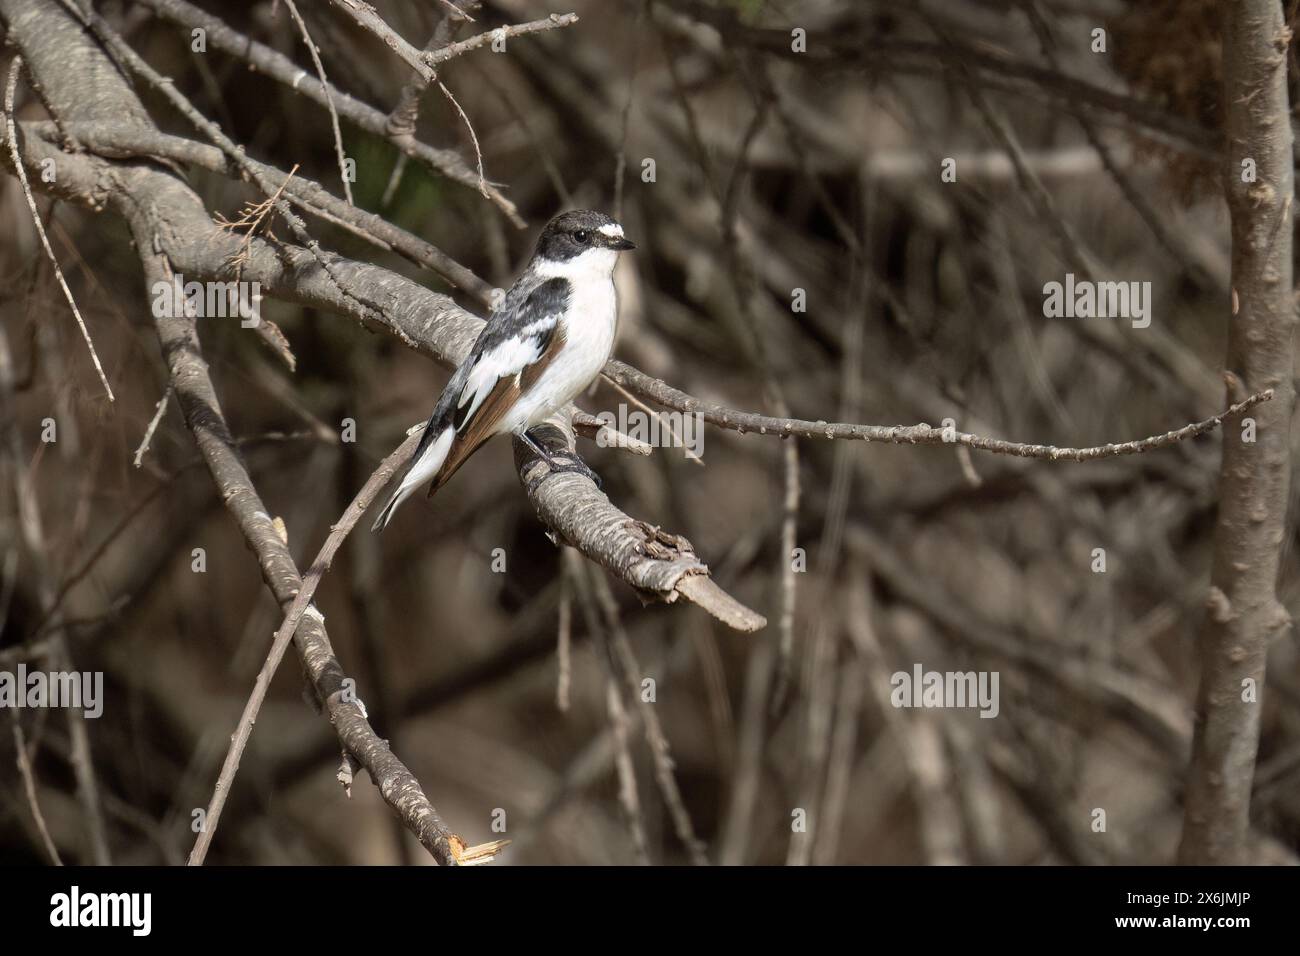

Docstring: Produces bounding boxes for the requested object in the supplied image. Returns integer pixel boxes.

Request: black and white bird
[372,209,635,531]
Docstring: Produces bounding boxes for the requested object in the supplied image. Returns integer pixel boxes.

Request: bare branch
[327,0,436,82]
[283,0,353,205]
[427,13,580,66]
[590,567,709,864]
[10,715,63,866]
[1179,0,1296,866]
[135,0,523,225]
[132,384,173,468]
[566,548,649,863]
[188,415,502,865]
[513,417,766,631]
[3,57,114,402]
[33,121,492,301]
[434,75,487,196]
[136,248,469,867]
[604,361,1272,461]
[3,0,485,866]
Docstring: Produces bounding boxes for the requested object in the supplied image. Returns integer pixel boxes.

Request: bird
[372,209,635,531]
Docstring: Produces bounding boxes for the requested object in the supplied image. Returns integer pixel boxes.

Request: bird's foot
[525,453,602,495]
[549,454,603,489]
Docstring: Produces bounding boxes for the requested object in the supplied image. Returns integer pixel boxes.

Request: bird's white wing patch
[455,317,558,429]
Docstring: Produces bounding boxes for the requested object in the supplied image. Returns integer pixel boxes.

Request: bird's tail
[372,427,454,532]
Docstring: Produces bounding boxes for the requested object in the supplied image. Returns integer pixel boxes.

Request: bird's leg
[518,428,603,492]
[517,428,556,465]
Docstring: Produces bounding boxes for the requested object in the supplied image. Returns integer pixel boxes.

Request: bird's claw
[525,453,602,495]
[551,454,602,488]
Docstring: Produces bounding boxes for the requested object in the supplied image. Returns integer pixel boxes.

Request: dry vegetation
[0,0,1296,865]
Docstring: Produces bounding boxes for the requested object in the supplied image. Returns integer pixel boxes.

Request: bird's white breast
[508,249,619,431]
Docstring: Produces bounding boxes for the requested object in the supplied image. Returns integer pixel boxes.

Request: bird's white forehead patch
[597,223,624,238]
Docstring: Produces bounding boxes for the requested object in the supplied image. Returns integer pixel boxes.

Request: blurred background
[1,0,1298,864]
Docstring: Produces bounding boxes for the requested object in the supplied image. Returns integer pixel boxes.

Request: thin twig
[566,549,648,864]
[283,0,353,204]
[10,715,63,865]
[137,0,522,223]
[132,384,173,468]
[192,430,402,853]
[604,361,1273,462]
[0,294,111,865]
[590,568,709,864]
[189,423,505,865]
[37,122,492,302]
[434,0,474,22]
[68,3,372,324]
[613,0,647,220]
[556,563,572,713]
[426,13,580,66]
[327,0,435,81]
[602,374,702,464]
[3,57,114,401]
[435,77,487,196]
[382,11,464,203]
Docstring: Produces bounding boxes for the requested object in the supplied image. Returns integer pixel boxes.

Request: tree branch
[1178,0,1296,865]
[2,0,469,865]
[427,12,580,66]
[603,361,1272,462]
[134,0,524,225]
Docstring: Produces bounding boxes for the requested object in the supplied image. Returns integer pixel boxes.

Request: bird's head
[534,209,635,277]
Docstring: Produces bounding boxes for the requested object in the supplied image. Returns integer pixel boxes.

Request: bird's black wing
[409,275,570,491]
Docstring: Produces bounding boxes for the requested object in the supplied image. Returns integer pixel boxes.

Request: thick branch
[139,252,462,866]
[32,121,493,303]
[1179,0,1296,865]
[1,0,466,864]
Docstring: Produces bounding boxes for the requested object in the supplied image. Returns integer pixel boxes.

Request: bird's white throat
[533,246,619,283]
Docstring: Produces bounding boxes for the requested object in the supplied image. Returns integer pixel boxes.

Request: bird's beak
[610,237,635,251]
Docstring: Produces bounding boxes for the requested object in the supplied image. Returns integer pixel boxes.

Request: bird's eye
[573,230,590,244]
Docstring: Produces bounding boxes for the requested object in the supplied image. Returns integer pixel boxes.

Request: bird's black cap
[535,209,635,260]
